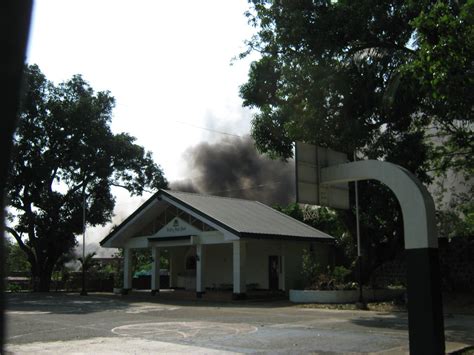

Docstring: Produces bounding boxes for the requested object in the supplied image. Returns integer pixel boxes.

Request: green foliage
[132,249,152,273]
[275,203,346,237]
[4,238,29,275]
[100,252,124,288]
[301,248,322,286]
[113,255,124,288]
[78,252,98,273]
[109,248,169,285]
[242,1,472,172]
[6,64,168,291]
[242,0,473,281]
[242,1,431,161]
[437,189,474,238]
[7,284,22,293]
[132,248,169,273]
[332,266,352,285]
[301,249,355,290]
[405,0,474,175]
[275,203,356,266]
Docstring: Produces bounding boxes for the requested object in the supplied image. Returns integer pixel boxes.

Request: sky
[27,0,257,181]
[26,0,259,254]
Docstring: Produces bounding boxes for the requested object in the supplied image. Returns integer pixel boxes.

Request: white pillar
[233,240,246,297]
[196,244,205,296]
[123,248,132,290]
[151,247,160,293]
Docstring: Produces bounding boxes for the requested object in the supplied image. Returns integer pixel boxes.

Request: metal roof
[100,189,334,247]
[161,190,333,241]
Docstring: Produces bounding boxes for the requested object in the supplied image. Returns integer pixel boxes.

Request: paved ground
[4,292,474,354]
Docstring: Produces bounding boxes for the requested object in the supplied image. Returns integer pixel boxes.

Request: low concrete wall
[289,288,405,304]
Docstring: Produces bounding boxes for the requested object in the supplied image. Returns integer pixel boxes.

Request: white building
[100,189,334,299]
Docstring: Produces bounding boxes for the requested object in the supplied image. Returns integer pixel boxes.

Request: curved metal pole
[321,160,437,249]
[321,160,445,354]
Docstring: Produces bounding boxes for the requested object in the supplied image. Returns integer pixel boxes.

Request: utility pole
[354,152,366,309]
[80,192,87,296]
[355,179,366,308]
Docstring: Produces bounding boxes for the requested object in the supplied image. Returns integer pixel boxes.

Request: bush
[301,249,356,290]
[301,249,323,285]
[7,283,22,293]
[333,266,351,284]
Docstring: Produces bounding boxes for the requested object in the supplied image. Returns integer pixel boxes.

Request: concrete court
[4,292,473,354]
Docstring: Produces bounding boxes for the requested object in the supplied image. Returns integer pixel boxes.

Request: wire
[173,120,243,138]
[114,102,246,138]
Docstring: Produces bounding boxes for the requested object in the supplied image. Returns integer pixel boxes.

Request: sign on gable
[155,217,200,238]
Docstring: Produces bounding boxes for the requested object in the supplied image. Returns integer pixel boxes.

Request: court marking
[111,321,258,341]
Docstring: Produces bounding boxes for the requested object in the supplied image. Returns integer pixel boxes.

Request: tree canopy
[240,0,473,277]
[241,0,472,172]
[6,64,167,291]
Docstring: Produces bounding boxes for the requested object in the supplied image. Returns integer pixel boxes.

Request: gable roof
[100,189,333,247]
[162,190,333,240]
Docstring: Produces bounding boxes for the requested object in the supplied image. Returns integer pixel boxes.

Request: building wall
[202,244,233,288]
[245,240,280,289]
[169,246,188,288]
[245,240,332,290]
[200,240,282,290]
[167,239,333,291]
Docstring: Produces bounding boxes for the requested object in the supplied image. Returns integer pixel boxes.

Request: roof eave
[239,232,334,243]
[99,190,162,247]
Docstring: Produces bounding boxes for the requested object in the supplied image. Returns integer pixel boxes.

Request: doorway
[268,255,279,290]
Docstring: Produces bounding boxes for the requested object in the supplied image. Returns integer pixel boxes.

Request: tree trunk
[31,262,54,292]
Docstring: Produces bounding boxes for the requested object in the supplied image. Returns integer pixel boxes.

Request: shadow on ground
[5,291,292,315]
[6,292,131,315]
[350,312,409,332]
[350,311,474,346]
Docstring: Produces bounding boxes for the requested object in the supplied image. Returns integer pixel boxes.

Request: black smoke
[170,135,295,206]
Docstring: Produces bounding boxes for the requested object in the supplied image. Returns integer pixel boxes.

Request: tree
[6,65,168,291]
[404,0,474,175]
[275,203,355,267]
[4,238,30,275]
[77,252,98,273]
[126,248,169,274]
[241,1,472,168]
[240,0,473,280]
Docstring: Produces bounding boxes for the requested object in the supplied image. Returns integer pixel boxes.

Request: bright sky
[26,0,258,253]
[27,0,257,182]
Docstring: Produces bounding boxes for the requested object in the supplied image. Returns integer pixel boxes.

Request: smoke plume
[170,135,295,206]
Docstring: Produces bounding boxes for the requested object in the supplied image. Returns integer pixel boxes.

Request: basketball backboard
[295,141,350,209]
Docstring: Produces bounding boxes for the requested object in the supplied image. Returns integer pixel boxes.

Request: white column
[151,247,160,292]
[123,248,132,290]
[233,240,246,295]
[196,244,205,296]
